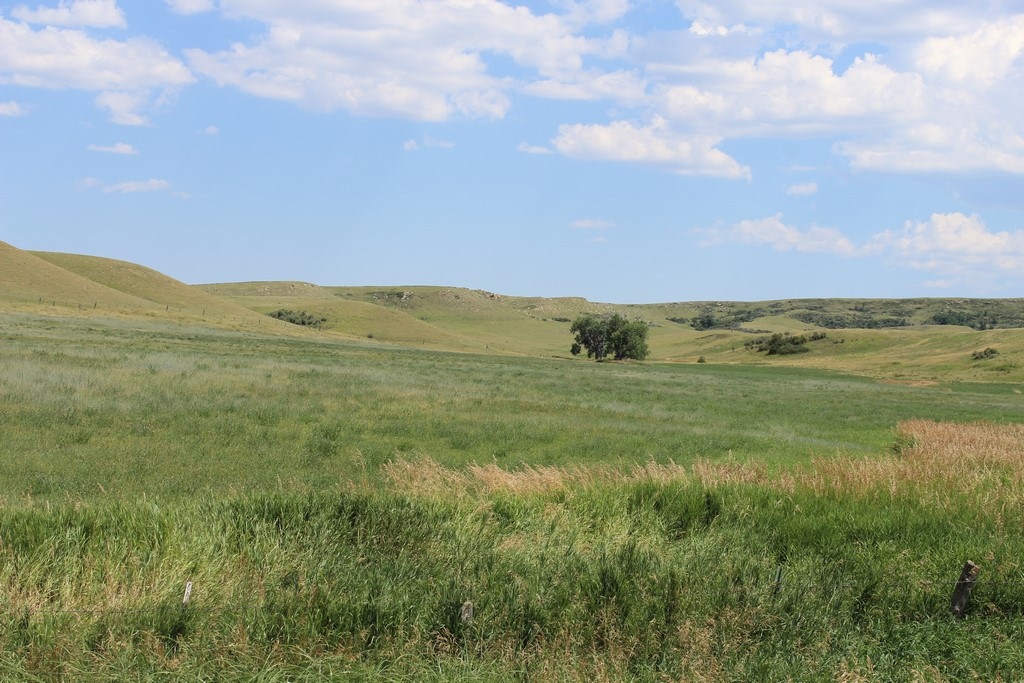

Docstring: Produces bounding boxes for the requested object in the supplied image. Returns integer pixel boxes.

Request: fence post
[950,561,979,618]
[182,581,194,607]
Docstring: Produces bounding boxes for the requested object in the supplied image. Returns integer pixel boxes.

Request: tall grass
[2,421,1024,680]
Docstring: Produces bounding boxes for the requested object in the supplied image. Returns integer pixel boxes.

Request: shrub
[971,348,999,361]
[744,332,827,356]
[267,309,327,327]
[690,312,718,331]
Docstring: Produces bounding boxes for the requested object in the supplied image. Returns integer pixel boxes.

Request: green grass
[2,313,1023,502]
[4,248,1024,680]
[3,448,1024,680]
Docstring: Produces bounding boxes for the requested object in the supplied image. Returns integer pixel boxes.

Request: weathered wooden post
[460,601,474,625]
[950,561,979,618]
[182,581,194,607]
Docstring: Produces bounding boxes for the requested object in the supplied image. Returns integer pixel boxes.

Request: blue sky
[1,0,1023,303]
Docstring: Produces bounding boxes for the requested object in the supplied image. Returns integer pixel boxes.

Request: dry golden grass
[800,419,1024,499]
[385,420,1024,501]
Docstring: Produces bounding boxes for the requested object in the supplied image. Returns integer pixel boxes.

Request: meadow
[3,311,1024,680]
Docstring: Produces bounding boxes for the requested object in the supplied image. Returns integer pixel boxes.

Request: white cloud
[517,142,551,154]
[102,178,171,193]
[786,182,818,196]
[915,16,1024,88]
[674,1,996,44]
[642,10,1024,174]
[164,0,215,15]
[0,28,197,91]
[7,0,1021,179]
[561,0,632,27]
[94,91,149,126]
[869,212,1024,271]
[654,51,926,137]
[700,213,861,255]
[0,101,28,116]
[402,136,454,151]
[87,141,138,154]
[553,116,751,179]
[864,212,1024,290]
[570,218,614,229]
[523,68,647,104]
[184,0,630,121]
[0,17,194,124]
[12,0,126,28]
[701,210,1024,288]
[203,124,219,135]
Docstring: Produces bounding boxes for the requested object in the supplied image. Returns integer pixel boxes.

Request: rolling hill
[2,240,1023,382]
[0,241,292,332]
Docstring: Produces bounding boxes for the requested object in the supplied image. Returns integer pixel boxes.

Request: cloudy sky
[1,0,1023,302]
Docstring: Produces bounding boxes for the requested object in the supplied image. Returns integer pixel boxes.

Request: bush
[267,310,327,327]
[691,312,718,331]
[744,332,827,356]
[971,348,999,361]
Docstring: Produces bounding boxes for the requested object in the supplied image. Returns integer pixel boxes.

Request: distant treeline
[790,312,908,329]
[667,300,1024,331]
[670,307,768,331]
[928,309,1024,330]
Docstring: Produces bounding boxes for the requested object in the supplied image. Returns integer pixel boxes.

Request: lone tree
[570,313,649,361]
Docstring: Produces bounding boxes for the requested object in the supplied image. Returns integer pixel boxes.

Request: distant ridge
[3,241,1023,382]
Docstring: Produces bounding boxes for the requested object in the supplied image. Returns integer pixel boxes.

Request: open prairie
[2,244,1024,680]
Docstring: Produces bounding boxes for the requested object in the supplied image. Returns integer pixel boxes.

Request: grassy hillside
[0,242,297,333]
[4,242,1023,378]
[205,282,1024,381]
[31,251,280,326]
[0,240,156,312]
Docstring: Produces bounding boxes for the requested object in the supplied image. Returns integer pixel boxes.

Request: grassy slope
[0,240,157,312]
[31,251,279,326]
[3,241,1023,378]
[207,282,1024,382]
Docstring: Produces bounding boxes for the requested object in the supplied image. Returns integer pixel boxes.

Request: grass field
[3,244,1024,680]
[3,312,1023,502]
[1,313,1024,679]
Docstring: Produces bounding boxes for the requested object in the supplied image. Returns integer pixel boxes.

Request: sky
[1,0,1023,303]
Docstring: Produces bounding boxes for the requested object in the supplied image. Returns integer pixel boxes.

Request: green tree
[691,311,718,331]
[569,313,609,360]
[570,313,649,361]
